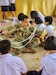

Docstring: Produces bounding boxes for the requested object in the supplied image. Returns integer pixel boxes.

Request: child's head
[27,71,38,75]
[44,36,56,50]
[30,11,37,19]
[0,40,11,54]
[45,16,53,25]
[35,17,43,24]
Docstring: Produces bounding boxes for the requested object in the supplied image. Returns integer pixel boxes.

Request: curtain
[0,0,56,19]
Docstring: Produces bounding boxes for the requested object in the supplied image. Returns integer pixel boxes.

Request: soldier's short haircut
[23,15,29,20]
[18,13,25,21]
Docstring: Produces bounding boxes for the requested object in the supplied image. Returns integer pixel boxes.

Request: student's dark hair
[35,17,43,24]
[0,40,11,54]
[18,13,25,21]
[30,11,37,19]
[22,15,29,21]
[45,16,53,25]
[44,36,56,50]
[27,71,38,75]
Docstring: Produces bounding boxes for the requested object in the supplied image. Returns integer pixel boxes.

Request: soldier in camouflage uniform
[0,15,43,55]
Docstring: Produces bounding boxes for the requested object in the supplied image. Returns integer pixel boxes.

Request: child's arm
[22,72,27,75]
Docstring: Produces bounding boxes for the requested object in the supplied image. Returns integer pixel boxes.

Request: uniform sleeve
[14,56,27,74]
[40,57,45,69]
[20,58,27,74]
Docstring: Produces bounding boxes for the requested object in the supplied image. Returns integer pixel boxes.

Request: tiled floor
[19,46,46,70]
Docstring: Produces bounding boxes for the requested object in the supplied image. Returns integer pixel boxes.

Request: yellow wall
[0,0,56,19]
[15,0,56,16]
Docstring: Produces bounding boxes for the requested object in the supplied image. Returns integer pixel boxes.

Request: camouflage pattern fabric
[0,24,43,54]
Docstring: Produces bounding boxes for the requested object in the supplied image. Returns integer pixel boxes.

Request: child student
[35,17,46,31]
[35,17,46,45]
[45,16,54,38]
[0,40,27,75]
[41,16,54,42]
[41,36,56,75]
[30,11,45,23]
[9,0,16,18]
[27,36,56,75]
[1,0,9,20]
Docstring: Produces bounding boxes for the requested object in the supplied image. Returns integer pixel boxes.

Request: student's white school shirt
[38,12,45,22]
[41,53,56,75]
[37,23,46,31]
[9,0,15,3]
[0,54,27,75]
[1,0,9,6]
[46,25,54,37]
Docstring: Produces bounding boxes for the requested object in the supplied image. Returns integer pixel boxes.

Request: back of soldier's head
[18,13,25,21]
[0,40,11,54]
